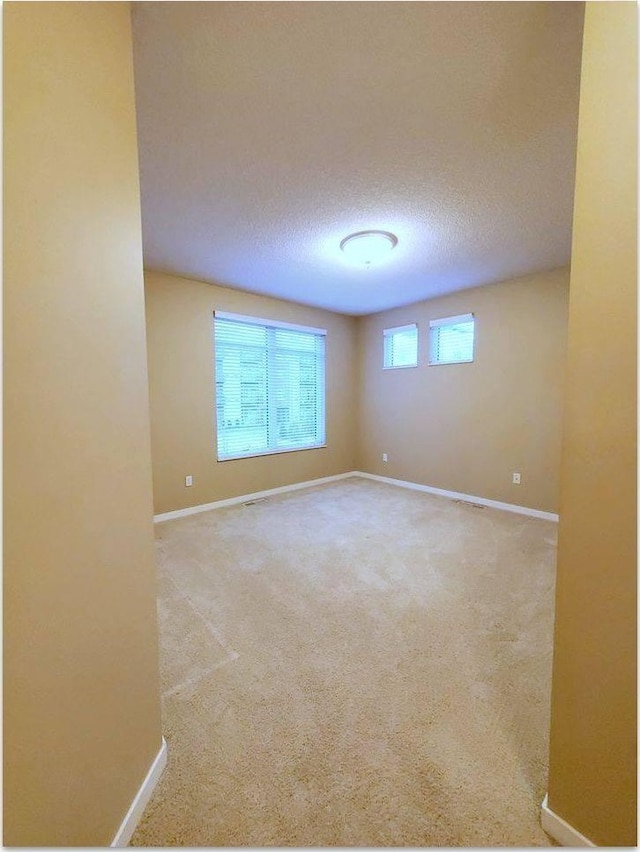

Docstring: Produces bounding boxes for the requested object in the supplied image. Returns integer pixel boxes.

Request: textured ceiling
[131,2,584,316]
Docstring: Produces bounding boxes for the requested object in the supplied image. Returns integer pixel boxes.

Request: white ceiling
[131,2,584,316]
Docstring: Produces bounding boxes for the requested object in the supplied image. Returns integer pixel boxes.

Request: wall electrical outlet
[185,475,193,487]
[382,453,388,463]
[512,472,521,484]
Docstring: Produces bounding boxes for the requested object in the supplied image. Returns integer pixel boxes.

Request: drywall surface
[547,2,637,846]
[145,271,358,514]
[4,3,162,845]
[356,269,569,513]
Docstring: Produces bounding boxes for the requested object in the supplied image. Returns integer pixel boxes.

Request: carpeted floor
[131,477,557,847]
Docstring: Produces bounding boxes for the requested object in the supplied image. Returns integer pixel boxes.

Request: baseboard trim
[541,793,596,847]
[153,472,356,522]
[354,471,559,522]
[154,470,559,524]
[111,736,168,847]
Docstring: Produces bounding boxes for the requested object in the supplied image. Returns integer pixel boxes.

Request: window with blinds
[429,313,475,365]
[383,324,418,368]
[214,312,326,460]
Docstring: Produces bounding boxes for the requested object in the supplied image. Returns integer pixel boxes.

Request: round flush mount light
[340,230,398,267]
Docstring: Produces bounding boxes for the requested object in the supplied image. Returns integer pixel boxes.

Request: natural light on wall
[213,312,326,460]
[429,314,475,365]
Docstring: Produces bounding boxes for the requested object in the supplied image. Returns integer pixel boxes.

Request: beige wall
[4,3,162,845]
[547,3,637,846]
[356,269,569,513]
[145,271,358,514]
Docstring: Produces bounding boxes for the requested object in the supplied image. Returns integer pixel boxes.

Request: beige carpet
[131,477,557,847]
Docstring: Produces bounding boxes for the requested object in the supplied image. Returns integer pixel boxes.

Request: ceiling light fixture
[340,230,398,267]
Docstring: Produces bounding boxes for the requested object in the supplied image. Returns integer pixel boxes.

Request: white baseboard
[111,736,168,847]
[541,793,596,847]
[153,472,356,522]
[154,470,559,524]
[354,471,559,522]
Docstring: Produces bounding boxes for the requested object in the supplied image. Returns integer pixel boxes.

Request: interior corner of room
[3,1,636,848]
[145,265,570,521]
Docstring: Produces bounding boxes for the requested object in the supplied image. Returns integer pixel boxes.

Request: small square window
[383,324,418,369]
[429,314,475,365]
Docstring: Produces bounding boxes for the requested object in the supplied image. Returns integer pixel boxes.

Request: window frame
[382,323,419,370]
[428,313,475,366]
[213,311,327,462]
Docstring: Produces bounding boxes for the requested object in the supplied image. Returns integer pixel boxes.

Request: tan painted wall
[356,269,569,513]
[547,3,637,846]
[3,3,163,845]
[145,271,358,514]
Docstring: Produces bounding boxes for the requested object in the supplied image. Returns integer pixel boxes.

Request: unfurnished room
[3,1,637,848]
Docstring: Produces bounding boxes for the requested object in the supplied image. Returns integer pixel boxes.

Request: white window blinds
[429,314,475,365]
[383,324,418,368]
[214,312,326,460]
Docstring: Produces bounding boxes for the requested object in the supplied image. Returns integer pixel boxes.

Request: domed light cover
[340,230,398,266]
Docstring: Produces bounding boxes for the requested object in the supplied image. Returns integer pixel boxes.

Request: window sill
[217,444,327,462]
[382,364,418,370]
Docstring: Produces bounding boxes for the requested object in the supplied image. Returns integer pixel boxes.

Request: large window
[429,313,475,365]
[214,312,326,460]
[383,323,418,368]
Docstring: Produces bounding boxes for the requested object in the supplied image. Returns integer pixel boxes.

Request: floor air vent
[242,498,268,507]
[454,499,485,509]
